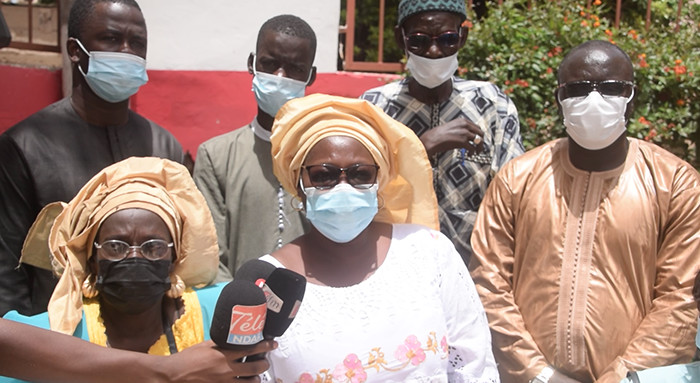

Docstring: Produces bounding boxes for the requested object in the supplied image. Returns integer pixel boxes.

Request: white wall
[139,0,341,73]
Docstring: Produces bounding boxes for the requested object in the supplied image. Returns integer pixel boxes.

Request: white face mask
[405,51,458,89]
[560,90,633,150]
[696,317,700,350]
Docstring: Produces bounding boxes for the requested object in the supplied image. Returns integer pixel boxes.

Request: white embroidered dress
[261,223,499,383]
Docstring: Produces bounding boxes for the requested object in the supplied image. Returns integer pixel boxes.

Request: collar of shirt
[250,117,272,142]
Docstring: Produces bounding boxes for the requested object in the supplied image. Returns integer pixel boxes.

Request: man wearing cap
[361,0,524,264]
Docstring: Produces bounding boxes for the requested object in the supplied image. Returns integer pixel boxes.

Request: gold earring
[378,194,386,210]
[81,274,98,298]
[166,274,185,299]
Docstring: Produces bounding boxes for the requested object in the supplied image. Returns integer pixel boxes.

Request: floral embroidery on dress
[332,354,367,383]
[395,335,425,365]
[294,332,447,383]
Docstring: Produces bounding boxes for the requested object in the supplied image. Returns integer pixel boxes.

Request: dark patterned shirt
[362,77,524,263]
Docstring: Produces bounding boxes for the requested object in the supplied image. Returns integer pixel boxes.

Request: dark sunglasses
[302,164,379,190]
[557,80,634,100]
[403,30,463,52]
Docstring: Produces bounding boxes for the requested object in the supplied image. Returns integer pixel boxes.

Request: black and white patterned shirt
[362,77,524,263]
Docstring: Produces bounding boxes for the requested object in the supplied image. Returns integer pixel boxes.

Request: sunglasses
[302,163,379,190]
[403,30,463,52]
[557,80,634,100]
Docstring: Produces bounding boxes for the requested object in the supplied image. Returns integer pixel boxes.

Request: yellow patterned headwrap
[20,157,219,335]
[271,93,439,230]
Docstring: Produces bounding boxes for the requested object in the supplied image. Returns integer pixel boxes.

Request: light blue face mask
[251,55,309,117]
[75,39,148,103]
[302,182,378,243]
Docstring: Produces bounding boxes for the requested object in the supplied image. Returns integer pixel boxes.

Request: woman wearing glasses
[261,94,498,382]
[1,157,273,380]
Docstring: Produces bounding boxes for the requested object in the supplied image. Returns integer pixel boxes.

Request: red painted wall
[0,66,63,131]
[0,65,400,156]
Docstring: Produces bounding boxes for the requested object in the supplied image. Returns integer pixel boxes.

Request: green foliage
[341,0,403,63]
[458,0,700,167]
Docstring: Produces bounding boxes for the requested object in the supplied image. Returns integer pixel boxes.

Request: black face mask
[96,258,172,314]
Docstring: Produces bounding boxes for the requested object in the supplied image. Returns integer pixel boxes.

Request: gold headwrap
[20,157,219,335]
[271,93,439,229]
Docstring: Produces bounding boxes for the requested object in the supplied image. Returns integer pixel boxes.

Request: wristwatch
[529,366,554,383]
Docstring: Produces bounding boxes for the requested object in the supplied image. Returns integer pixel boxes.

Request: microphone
[235,258,276,286]
[260,267,305,339]
[209,279,267,350]
[234,259,306,339]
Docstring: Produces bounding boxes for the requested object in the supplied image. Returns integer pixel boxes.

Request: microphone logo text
[227,303,266,345]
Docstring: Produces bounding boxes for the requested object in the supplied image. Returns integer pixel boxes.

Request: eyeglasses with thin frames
[302,163,379,190]
[94,239,174,261]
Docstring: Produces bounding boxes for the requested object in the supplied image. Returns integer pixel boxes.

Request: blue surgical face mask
[75,39,148,103]
[302,182,378,243]
[251,55,309,117]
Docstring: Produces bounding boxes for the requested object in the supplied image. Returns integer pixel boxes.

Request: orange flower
[526,118,537,129]
[674,59,682,65]
[674,65,687,75]
[676,99,685,106]
[546,67,553,74]
[638,116,651,126]
[594,21,601,27]
[644,128,657,141]
[637,54,648,68]
[605,29,613,36]
[581,20,589,27]
[462,20,474,28]
[580,11,586,16]
[593,0,602,4]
